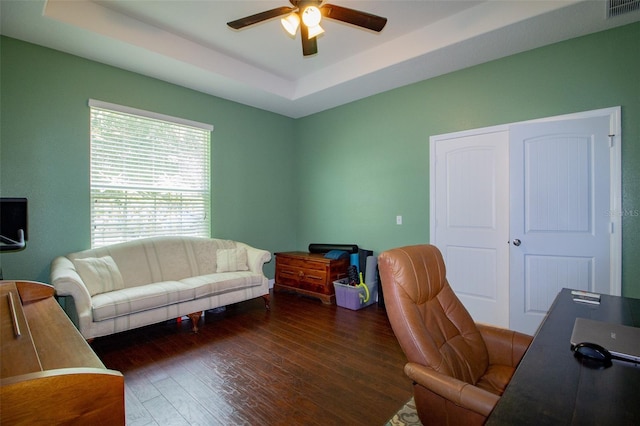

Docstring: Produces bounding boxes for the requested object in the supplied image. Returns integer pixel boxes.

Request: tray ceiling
[2,1,639,118]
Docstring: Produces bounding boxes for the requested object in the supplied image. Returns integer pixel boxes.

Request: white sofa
[50,236,272,339]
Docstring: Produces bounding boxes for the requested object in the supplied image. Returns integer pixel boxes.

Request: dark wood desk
[487,288,640,425]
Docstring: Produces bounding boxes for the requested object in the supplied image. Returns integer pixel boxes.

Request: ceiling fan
[227,1,387,57]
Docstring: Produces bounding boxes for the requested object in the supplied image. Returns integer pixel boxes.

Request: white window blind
[89,100,212,248]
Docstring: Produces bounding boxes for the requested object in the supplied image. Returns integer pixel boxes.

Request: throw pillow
[73,256,125,296]
[216,248,249,273]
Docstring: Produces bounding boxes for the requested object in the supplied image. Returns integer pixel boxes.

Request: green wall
[0,37,297,282]
[2,22,639,297]
[295,22,640,298]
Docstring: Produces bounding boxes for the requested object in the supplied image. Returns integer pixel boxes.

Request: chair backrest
[378,244,489,385]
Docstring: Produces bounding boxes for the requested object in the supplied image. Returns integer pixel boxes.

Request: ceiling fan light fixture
[301,6,322,27]
[228,1,388,57]
[307,24,324,39]
[281,12,300,36]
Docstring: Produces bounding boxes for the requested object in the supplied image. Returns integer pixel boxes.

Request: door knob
[513,239,521,246]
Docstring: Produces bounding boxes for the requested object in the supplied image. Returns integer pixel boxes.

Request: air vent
[608,0,640,17]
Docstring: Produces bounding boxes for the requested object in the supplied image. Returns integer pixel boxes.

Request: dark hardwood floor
[91,290,413,425]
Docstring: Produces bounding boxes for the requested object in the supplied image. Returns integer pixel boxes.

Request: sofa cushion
[73,256,125,296]
[181,272,263,299]
[91,280,196,321]
[216,248,249,272]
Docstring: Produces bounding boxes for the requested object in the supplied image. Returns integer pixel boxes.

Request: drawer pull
[7,292,22,338]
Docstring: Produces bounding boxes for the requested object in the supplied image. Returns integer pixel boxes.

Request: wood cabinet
[274,252,349,304]
[1,280,124,424]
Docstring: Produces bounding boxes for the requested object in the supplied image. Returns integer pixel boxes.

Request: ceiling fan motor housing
[290,0,324,8]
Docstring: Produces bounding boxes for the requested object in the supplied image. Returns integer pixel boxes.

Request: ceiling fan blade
[321,4,387,32]
[227,6,294,30]
[300,24,318,56]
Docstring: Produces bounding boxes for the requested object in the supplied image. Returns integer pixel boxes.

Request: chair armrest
[50,256,93,336]
[477,323,533,367]
[404,362,500,417]
[238,243,272,275]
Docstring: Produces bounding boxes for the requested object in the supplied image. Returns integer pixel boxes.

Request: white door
[431,129,510,327]
[509,115,617,334]
[430,108,621,334]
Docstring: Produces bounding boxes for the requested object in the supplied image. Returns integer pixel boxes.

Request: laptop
[570,317,640,363]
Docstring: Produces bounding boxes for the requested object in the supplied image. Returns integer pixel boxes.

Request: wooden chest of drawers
[274,252,349,304]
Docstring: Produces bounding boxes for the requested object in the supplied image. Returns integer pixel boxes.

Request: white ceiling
[2,1,639,118]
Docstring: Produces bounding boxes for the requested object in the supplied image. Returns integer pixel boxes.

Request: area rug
[385,397,422,426]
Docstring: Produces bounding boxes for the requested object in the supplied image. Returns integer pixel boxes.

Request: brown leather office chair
[378,244,532,425]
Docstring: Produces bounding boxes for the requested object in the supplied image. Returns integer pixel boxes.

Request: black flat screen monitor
[0,198,28,242]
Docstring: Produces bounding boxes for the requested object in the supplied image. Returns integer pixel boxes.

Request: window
[89,100,212,248]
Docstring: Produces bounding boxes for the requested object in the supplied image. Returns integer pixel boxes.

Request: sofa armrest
[477,323,532,367]
[50,256,93,337]
[238,243,272,275]
[404,362,499,417]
